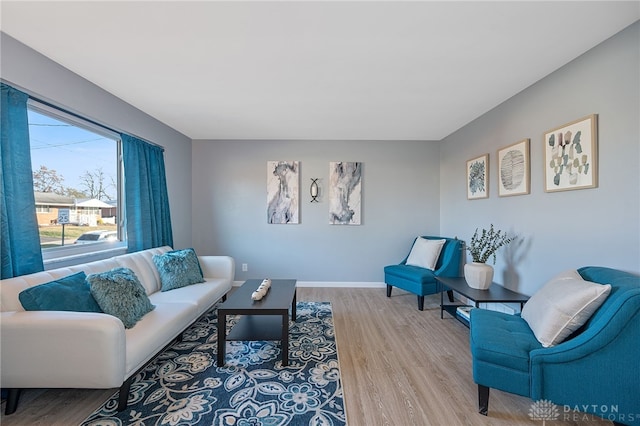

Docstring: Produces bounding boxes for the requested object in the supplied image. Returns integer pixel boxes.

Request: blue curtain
[122,134,173,252]
[1,83,44,278]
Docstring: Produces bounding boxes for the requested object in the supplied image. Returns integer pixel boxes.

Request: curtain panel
[122,134,173,252]
[0,83,45,278]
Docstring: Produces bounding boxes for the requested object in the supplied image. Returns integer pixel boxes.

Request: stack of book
[456,306,474,323]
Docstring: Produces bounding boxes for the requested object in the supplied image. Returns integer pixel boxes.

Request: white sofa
[0,246,234,415]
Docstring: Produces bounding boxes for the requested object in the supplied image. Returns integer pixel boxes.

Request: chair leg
[386,284,392,297]
[417,295,424,311]
[478,385,489,415]
[4,389,21,415]
[447,290,454,303]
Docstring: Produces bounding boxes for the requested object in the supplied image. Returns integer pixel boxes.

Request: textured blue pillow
[18,271,103,312]
[153,248,205,292]
[87,268,155,329]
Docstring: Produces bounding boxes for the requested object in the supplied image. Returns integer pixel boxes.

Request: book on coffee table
[456,306,474,322]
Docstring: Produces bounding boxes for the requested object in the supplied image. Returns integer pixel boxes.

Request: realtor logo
[529,399,560,424]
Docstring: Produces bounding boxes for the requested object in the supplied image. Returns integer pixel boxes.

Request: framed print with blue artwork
[467,154,489,200]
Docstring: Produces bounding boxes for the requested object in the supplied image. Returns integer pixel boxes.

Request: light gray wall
[0,33,193,249]
[5,21,637,288]
[440,22,639,296]
[192,140,441,282]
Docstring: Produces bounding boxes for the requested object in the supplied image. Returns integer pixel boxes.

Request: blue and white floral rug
[82,302,346,426]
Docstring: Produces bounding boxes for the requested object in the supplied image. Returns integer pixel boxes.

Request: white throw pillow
[521,270,611,347]
[405,238,446,271]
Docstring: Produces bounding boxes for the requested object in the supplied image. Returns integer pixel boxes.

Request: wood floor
[1,287,613,425]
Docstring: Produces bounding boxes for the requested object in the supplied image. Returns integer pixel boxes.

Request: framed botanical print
[467,154,489,199]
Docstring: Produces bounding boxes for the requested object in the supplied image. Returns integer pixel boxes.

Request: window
[28,101,125,258]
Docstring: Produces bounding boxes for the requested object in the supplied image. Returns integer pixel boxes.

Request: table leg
[291,289,297,321]
[217,311,226,366]
[282,311,289,366]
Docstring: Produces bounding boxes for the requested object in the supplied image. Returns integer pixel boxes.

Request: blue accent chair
[384,236,463,310]
[470,266,640,425]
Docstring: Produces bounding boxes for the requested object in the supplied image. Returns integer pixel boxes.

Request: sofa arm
[199,256,235,281]
[0,311,126,389]
[530,295,640,423]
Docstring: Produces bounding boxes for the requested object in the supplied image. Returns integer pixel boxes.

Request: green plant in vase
[465,224,513,289]
[467,224,513,264]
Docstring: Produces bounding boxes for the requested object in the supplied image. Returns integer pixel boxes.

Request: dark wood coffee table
[435,276,529,327]
[217,279,297,366]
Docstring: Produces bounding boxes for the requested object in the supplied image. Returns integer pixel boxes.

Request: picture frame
[543,114,598,192]
[267,161,300,224]
[467,154,489,199]
[498,139,530,197]
[329,161,362,224]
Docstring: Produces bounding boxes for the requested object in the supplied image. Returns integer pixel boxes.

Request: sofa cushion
[521,270,611,347]
[114,246,170,295]
[470,308,542,372]
[384,264,437,284]
[153,248,205,292]
[123,301,198,376]
[150,278,229,315]
[18,272,103,313]
[87,268,155,329]
[405,238,446,271]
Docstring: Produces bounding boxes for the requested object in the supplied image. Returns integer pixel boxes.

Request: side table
[435,276,529,328]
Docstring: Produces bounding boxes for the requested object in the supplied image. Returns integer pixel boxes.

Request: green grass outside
[39,224,118,246]
[39,224,117,239]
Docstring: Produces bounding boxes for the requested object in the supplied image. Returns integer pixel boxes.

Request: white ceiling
[1,1,638,141]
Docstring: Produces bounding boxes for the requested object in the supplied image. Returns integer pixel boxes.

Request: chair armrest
[529,293,640,417]
[199,255,235,281]
[434,239,463,277]
[0,311,126,388]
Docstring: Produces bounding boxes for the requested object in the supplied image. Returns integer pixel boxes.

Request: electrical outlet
[242,263,248,272]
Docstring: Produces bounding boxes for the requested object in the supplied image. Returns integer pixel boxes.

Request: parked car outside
[74,230,118,245]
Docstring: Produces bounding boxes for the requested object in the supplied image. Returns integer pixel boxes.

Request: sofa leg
[478,385,489,415]
[447,290,454,303]
[417,295,424,311]
[222,293,227,302]
[4,389,21,415]
[117,377,134,412]
[386,284,392,297]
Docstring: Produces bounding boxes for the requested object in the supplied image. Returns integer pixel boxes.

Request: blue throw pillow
[87,267,155,329]
[153,248,205,292]
[18,271,103,313]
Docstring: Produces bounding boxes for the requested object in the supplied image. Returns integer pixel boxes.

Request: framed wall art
[544,114,598,192]
[467,154,489,200]
[267,161,299,224]
[329,161,362,225]
[498,139,530,197]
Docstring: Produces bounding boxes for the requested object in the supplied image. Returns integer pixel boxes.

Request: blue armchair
[470,267,640,425]
[384,236,463,310]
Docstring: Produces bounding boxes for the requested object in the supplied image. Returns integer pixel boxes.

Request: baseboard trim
[233,280,385,288]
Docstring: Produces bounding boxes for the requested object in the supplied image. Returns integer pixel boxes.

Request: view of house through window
[28,104,123,252]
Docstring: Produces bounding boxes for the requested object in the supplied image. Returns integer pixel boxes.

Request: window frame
[27,100,127,266]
